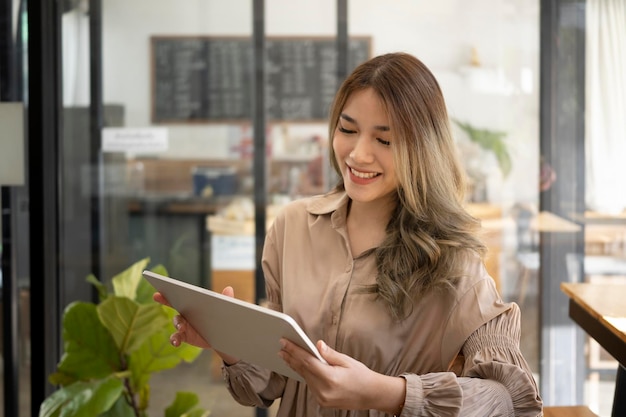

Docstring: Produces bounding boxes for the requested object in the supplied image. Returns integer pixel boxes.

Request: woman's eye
[338,126,356,134]
[377,138,391,146]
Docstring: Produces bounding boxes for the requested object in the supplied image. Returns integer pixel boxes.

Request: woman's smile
[349,165,381,181]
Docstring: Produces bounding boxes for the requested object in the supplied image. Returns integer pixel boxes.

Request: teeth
[350,167,378,179]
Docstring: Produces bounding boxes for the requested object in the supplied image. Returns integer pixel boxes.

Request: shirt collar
[306,189,349,216]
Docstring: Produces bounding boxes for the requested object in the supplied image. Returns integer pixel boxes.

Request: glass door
[97,1,259,415]
[1,0,30,415]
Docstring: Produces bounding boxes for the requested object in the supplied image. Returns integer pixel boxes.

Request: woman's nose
[349,136,375,163]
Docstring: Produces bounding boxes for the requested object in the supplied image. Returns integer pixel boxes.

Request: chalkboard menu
[151,36,371,123]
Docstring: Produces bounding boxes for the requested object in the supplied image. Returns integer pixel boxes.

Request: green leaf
[112,257,150,300]
[150,264,169,277]
[98,396,136,417]
[165,391,209,417]
[97,296,169,355]
[52,302,121,383]
[129,331,180,391]
[453,119,512,178]
[39,378,124,417]
[135,277,157,305]
[128,322,202,392]
[86,274,109,302]
[136,264,169,305]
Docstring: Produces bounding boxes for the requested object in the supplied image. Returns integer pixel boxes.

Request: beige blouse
[222,191,543,417]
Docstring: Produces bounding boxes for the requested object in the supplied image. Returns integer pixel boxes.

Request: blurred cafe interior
[1,0,625,416]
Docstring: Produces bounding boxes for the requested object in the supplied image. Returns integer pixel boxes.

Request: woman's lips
[350,167,379,179]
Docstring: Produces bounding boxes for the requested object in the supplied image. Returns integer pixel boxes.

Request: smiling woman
[155,52,543,417]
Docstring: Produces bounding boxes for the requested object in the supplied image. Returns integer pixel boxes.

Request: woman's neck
[346,197,396,257]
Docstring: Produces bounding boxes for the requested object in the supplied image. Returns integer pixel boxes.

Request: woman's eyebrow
[340,113,356,124]
[340,113,390,132]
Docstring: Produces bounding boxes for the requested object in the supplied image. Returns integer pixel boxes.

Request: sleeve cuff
[399,372,462,417]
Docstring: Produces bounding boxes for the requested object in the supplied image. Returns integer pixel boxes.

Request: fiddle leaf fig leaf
[50,302,121,384]
[97,296,168,355]
[135,276,157,305]
[150,263,169,277]
[86,273,109,302]
[136,265,168,305]
[453,119,512,178]
[98,396,136,417]
[165,391,210,417]
[112,257,150,300]
[38,377,124,417]
[128,320,202,392]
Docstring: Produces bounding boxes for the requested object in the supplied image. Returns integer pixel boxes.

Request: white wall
[346,0,540,205]
[83,0,539,204]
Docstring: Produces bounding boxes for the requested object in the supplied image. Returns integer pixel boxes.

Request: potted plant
[453,119,511,202]
[453,119,512,178]
[39,258,209,417]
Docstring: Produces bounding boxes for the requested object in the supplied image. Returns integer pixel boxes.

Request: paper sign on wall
[211,235,255,271]
[102,127,168,153]
[0,103,25,186]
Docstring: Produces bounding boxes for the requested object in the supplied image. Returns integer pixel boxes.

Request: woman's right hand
[153,286,240,365]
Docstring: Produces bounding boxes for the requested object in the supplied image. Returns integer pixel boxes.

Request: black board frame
[150,35,372,124]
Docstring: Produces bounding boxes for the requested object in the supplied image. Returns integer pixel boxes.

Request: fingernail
[170,336,179,347]
[279,339,286,348]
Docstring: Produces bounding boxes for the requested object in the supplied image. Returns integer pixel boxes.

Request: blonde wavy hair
[327,52,487,320]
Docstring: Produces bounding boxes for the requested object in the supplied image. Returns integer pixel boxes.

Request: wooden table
[531,211,582,233]
[561,282,626,417]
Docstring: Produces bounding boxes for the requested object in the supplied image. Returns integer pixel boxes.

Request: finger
[153,292,171,307]
[173,314,187,331]
[222,286,235,298]
[170,314,212,349]
[169,315,185,347]
[279,339,324,375]
[317,340,349,367]
[278,341,298,371]
[170,331,184,347]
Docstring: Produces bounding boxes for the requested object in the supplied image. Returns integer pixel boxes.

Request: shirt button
[346,263,352,272]
[332,315,338,325]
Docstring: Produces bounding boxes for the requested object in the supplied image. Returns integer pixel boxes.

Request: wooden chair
[543,406,598,417]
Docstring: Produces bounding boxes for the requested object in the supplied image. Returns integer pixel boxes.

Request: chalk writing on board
[151,36,371,123]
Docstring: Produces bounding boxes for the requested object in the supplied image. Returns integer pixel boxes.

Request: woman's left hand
[278,338,405,414]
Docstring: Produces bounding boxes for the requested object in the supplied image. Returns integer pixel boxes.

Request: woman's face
[333,88,398,206]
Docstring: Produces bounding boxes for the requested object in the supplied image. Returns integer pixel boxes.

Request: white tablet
[143,270,325,382]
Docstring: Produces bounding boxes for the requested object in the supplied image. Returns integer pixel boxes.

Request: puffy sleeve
[458,302,543,415]
[399,303,543,416]
[222,361,286,408]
